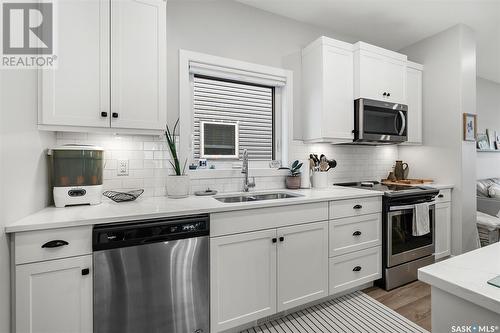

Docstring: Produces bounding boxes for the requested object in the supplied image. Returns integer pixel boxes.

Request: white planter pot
[166,175,190,198]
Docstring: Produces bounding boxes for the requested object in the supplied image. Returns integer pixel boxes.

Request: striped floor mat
[241,291,429,333]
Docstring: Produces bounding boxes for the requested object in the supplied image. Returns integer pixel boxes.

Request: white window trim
[179,49,293,170]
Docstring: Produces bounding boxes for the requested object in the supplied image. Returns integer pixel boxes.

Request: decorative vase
[166,175,190,198]
[285,175,301,189]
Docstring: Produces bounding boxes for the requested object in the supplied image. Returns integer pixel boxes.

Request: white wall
[166,0,357,140]
[0,70,56,333]
[476,77,500,179]
[398,24,477,255]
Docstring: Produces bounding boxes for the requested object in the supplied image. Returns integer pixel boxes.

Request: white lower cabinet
[210,229,278,333]
[15,255,93,333]
[210,221,328,333]
[435,201,452,259]
[277,222,328,311]
[329,246,382,295]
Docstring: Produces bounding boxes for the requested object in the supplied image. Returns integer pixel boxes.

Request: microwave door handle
[398,111,406,136]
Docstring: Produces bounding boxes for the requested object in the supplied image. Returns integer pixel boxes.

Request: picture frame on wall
[463,113,477,142]
[477,133,489,150]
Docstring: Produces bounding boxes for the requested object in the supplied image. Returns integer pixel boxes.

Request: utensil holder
[312,172,328,189]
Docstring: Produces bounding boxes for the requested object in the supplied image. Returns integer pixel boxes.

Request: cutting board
[381,179,434,186]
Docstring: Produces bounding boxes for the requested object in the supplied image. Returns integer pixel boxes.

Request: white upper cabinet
[354,42,407,104]
[302,37,354,143]
[110,0,167,130]
[39,0,110,128]
[405,61,424,145]
[39,0,166,133]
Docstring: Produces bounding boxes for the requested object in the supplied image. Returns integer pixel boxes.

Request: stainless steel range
[335,181,439,290]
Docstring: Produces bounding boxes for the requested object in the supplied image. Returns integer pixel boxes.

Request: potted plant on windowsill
[165,119,189,198]
[285,160,303,190]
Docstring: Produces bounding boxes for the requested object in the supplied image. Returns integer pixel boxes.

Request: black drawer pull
[353,204,363,210]
[81,268,90,276]
[279,236,284,242]
[41,240,69,248]
[438,194,444,198]
[272,238,277,243]
[353,266,362,272]
[112,112,119,118]
[100,111,108,118]
[353,231,362,236]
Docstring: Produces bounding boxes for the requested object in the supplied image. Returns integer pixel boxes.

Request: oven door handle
[389,201,436,211]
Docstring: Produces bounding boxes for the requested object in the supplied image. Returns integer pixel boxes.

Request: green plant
[165,119,187,176]
[289,160,303,177]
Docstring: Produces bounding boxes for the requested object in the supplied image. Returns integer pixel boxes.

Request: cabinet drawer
[435,189,451,203]
[211,202,328,237]
[329,197,382,219]
[329,214,381,257]
[15,226,92,265]
[329,246,382,295]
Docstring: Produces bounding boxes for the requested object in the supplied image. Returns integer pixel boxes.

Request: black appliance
[354,98,408,144]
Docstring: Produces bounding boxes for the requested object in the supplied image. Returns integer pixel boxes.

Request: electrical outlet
[117,160,129,176]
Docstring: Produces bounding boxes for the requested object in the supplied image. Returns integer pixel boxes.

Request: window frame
[193,74,276,161]
[179,49,293,168]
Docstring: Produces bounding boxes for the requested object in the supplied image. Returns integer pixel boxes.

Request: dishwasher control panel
[92,214,209,251]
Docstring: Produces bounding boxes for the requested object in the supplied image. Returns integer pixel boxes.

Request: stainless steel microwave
[354,98,408,144]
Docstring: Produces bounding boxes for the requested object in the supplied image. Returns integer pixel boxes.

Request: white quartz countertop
[419,242,500,314]
[5,183,454,233]
[5,186,385,233]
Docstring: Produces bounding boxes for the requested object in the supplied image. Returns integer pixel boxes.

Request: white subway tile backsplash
[55,132,398,197]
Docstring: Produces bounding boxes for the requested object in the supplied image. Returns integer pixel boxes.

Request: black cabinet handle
[438,194,444,198]
[279,236,284,242]
[387,92,391,97]
[353,266,362,272]
[41,240,69,248]
[272,238,277,243]
[353,231,362,236]
[383,92,387,97]
[353,204,363,210]
[101,111,108,118]
[81,268,90,276]
[112,112,119,118]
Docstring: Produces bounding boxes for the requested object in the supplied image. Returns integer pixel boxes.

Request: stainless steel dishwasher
[93,214,209,333]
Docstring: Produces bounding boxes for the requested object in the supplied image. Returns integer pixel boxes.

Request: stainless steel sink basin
[214,192,303,203]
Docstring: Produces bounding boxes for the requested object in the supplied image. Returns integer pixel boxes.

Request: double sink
[214,191,303,203]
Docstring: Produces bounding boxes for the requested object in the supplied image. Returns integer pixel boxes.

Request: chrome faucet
[242,149,255,192]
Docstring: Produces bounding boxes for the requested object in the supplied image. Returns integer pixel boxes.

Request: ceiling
[236,0,500,83]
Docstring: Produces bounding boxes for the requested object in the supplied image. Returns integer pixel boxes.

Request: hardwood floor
[363,281,432,332]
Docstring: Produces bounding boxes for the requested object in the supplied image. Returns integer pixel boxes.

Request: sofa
[476,178,500,246]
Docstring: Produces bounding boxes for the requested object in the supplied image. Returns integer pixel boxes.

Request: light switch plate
[117,160,129,176]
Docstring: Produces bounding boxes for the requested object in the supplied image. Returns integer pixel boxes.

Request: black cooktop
[335,181,439,198]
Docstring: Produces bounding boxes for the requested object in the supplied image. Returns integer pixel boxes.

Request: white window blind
[193,75,274,160]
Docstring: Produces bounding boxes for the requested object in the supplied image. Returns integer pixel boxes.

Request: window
[193,75,275,160]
